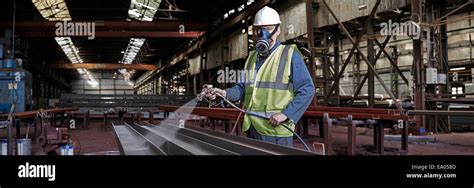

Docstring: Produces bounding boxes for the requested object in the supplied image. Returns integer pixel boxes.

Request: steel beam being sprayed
[112,99,316,155]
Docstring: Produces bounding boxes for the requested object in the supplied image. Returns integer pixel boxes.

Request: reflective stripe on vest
[242,44,298,137]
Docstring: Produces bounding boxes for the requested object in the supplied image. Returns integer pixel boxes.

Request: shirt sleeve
[225,82,245,102]
[282,50,315,123]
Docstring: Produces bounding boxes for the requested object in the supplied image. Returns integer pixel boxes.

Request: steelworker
[203,6,315,147]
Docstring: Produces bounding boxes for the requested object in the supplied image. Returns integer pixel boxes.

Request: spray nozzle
[196,84,214,101]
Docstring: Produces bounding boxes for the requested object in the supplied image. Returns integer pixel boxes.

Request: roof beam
[50,63,158,71]
[17,31,204,38]
[0,20,207,31]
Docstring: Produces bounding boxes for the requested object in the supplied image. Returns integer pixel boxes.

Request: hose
[215,93,312,152]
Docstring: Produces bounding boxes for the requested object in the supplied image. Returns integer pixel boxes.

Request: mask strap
[269,24,280,37]
[266,24,279,45]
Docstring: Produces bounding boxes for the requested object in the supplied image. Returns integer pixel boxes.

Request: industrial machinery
[0,58,33,113]
[36,110,78,155]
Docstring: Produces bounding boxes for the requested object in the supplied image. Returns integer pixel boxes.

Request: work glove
[269,113,288,126]
[206,88,226,100]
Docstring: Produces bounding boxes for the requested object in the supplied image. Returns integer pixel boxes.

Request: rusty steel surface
[158,105,411,155]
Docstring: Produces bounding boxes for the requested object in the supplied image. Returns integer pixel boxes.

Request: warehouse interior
[0,0,473,156]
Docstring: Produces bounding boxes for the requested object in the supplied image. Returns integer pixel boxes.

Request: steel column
[402,120,408,151]
[368,120,383,154]
[306,0,317,105]
[390,46,400,98]
[367,20,375,108]
[412,0,425,132]
[347,115,356,155]
[323,113,333,155]
[323,32,331,103]
[333,27,340,106]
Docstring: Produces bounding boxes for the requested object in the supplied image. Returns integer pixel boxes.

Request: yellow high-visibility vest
[242,44,298,137]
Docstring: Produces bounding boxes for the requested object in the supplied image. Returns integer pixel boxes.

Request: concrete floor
[20,119,474,155]
[28,121,119,155]
[67,122,119,155]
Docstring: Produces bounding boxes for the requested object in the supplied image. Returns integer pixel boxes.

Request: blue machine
[0,59,32,113]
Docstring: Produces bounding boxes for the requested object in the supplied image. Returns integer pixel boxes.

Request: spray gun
[196,84,224,108]
[197,84,312,152]
[196,84,214,101]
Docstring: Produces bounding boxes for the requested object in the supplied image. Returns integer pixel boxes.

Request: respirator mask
[255,25,279,57]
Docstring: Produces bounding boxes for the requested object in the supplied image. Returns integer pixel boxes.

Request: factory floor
[22,119,474,155]
[29,121,120,155]
[292,125,474,155]
[67,122,119,155]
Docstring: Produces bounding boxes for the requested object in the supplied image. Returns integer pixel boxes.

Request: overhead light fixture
[450,67,466,71]
[54,5,60,12]
[120,0,161,83]
[32,0,71,21]
[121,38,145,65]
[246,0,254,6]
[238,4,245,12]
[32,0,98,87]
[128,0,160,21]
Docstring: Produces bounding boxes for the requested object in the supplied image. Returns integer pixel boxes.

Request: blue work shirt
[225,40,315,123]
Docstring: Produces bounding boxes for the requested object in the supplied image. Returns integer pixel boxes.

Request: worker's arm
[282,50,315,123]
[225,82,245,102]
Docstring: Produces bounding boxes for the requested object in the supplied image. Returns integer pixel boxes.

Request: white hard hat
[253,6,281,26]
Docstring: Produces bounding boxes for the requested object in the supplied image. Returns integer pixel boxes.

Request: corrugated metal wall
[279,0,308,41]
[314,0,410,28]
[228,30,249,62]
[188,54,201,76]
[206,41,223,70]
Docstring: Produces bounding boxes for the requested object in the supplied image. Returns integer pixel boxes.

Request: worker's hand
[206,88,226,100]
[269,113,288,126]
